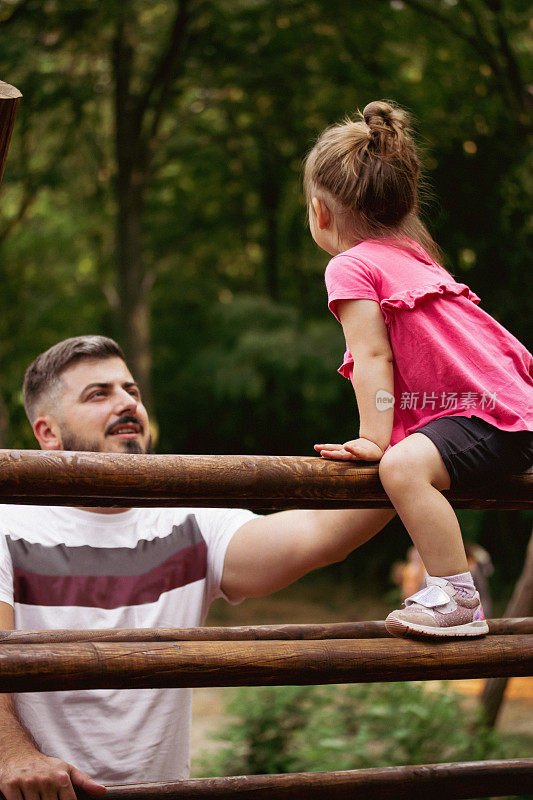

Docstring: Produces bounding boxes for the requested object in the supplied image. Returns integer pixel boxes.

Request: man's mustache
[105,415,144,436]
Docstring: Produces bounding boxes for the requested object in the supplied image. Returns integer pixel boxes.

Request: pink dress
[325,240,533,447]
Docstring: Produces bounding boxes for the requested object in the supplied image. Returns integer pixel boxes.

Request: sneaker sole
[385,617,489,639]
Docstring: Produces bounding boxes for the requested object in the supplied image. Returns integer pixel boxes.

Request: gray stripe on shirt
[6,514,205,576]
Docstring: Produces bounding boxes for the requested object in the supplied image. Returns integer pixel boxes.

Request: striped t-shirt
[0,504,256,782]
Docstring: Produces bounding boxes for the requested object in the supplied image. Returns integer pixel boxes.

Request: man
[0,336,395,799]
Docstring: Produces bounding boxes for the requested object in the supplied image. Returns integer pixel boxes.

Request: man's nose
[113,388,139,415]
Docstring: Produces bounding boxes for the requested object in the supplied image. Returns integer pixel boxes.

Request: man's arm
[0,601,106,800]
[221,508,395,600]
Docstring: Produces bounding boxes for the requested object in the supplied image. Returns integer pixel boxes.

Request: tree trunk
[110,2,192,418]
[0,80,22,188]
[115,180,154,413]
[264,197,279,301]
[114,155,153,410]
[0,81,22,446]
[112,12,153,413]
[480,526,533,727]
[0,391,8,448]
[259,148,281,302]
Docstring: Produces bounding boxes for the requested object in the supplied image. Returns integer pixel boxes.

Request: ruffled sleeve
[380,282,481,326]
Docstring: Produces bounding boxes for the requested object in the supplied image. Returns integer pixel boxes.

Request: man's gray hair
[23,335,126,422]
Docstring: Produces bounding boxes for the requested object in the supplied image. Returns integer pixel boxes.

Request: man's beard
[60,430,153,454]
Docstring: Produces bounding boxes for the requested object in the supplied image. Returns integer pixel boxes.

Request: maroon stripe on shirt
[13,541,208,609]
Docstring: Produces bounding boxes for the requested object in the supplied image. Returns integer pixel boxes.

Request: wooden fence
[0,449,531,509]
[0,450,532,798]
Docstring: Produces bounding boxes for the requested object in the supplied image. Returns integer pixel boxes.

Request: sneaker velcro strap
[405,585,450,608]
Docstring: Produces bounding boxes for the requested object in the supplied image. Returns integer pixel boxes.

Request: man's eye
[88,391,105,399]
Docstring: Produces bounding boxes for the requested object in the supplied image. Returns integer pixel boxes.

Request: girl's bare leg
[378,433,468,577]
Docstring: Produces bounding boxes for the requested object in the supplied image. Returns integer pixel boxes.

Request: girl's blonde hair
[304,100,441,262]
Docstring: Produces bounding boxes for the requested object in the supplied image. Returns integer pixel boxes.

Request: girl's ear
[311,196,332,230]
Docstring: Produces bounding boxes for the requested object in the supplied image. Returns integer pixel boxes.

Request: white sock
[441,571,476,598]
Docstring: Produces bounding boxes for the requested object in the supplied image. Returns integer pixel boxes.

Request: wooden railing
[0,450,532,797]
[0,450,531,509]
[73,759,533,799]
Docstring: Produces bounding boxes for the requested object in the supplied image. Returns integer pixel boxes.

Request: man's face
[48,357,151,454]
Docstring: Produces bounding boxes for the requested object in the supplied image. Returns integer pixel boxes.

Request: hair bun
[363,100,409,134]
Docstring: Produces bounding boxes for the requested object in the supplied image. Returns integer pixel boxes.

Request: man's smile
[106,416,144,438]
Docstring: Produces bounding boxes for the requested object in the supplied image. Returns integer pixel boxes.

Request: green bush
[202,681,520,778]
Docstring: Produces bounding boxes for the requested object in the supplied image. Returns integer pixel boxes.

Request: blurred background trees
[0,0,531,597]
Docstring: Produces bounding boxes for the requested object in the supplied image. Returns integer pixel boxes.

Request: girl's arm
[315,299,394,460]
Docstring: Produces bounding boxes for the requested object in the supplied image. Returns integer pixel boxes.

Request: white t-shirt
[0,504,257,782]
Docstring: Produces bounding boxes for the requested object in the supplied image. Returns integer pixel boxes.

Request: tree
[0,80,22,448]
[112,0,195,411]
[393,0,532,129]
[480,528,533,727]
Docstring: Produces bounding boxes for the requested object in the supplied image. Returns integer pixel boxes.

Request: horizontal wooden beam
[0,450,531,509]
[0,617,530,644]
[0,81,22,187]
[84,758,533,799]
[0,636,531,692]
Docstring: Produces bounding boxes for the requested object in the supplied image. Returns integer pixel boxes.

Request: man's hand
[0,751,106,800]
[0,604,105,800]
[314,437,384,461]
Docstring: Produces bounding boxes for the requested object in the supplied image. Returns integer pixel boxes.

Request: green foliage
[153,291,355,455]
[202,682,524,778]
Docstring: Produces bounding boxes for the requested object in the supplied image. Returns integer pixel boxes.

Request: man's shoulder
[0,503,57,536]
[152,506,255,529]
[0,503,53,520]
[155,507,258,547]
[0,504,256,539]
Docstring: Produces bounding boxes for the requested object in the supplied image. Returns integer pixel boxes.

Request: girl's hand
[314,438,384,461]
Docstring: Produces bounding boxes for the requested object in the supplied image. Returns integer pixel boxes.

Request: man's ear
[33,416,62,450]
[311,196,332,230]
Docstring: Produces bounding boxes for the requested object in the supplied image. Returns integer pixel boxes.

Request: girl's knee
[379,435,451,491]
[379,447,407,487]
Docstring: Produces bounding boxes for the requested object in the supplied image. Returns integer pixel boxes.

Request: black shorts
[415,415,533,490]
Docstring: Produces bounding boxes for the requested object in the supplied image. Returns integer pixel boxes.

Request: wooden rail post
[0,636,531,692]
[0,450,531,509]
[75,759,533,799]
[0,81,22,188]
[0,617,531,644]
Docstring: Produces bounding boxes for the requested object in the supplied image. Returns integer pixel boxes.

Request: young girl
[304,100,533,639]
